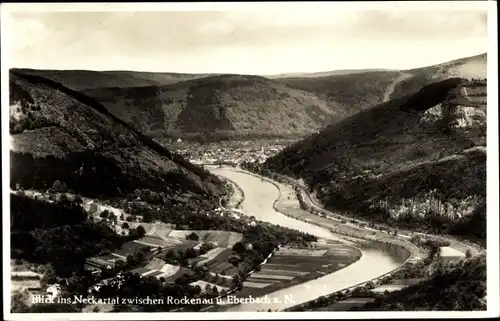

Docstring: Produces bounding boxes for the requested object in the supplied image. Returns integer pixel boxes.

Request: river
[207,166,407,311]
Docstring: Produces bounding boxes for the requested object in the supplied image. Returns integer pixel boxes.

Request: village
[168,139,288,166]
[10,184,256,312]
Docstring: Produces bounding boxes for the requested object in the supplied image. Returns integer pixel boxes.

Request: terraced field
[135,235,182,248]
[204,248,238,275]
[241,244,361,291]
[131,258,181,279]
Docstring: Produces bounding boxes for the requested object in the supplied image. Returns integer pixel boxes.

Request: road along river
[207,166,407,312]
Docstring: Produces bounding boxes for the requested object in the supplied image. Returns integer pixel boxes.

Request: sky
[3,2,490,75]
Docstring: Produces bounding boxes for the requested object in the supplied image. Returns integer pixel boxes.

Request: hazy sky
[4,3,490,75]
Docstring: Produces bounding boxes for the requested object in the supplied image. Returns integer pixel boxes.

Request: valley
[8,52,489,314]
[12,53,486,144]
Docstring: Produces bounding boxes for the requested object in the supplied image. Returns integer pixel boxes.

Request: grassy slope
[9,70,224,201]
[278,53,487,116]
[265,68,395,79]
[264,78,487,243]
[389,53,487,100]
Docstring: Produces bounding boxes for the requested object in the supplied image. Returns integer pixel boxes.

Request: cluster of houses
[11,270,61,300]
[84,256,123,275]
[214,207,257,226]
[178,144,284,166]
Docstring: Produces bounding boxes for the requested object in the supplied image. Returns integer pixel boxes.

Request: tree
[232,242,246,254]
[199,243,214,254]
[186,232,200,241]
[136,225,146,238]
[126,254,136,267]
[52,180,63,192]
[128,228,138,239]
[230,274,242,290]
[228,255,241,267]
[185,247,198,258]
[143,212,153,223]
[11,290,29,313]
[40,264,57,288]
[165,250,176,260]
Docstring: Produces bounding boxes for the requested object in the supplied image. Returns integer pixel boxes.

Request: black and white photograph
[2,2,498,319]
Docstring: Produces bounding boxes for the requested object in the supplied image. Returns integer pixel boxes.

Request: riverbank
[233,166,421,259]
[272,171,484,257]
[217,175,246,209]
[207,166,412,311]
[235,165,485,311]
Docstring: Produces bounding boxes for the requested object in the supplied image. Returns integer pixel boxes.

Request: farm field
[232,242,362,299]
[370,278,425,293]
[197,247,227,265]
[114,240,155,257]
[86,255,123,269]
[135,235,182,248]
[156,239,201,256]
[166,230,243,248]
[11,280,41,292]
[164,267,195,283]
[130,267,151,275]
[187,256,208,266]
[131,261,180,279]
[204,248,239,276]
[316,297,376,311]
[145,258,166,270]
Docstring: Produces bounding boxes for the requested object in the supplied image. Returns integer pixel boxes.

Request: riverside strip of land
[206,165,481,311]
[207,166,407,311]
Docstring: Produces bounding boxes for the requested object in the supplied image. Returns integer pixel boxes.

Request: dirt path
[383,73,414,102]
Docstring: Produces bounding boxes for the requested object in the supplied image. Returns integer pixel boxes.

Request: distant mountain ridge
[9,68,217,91]
[12,53,487,142]
[265,69,395,79]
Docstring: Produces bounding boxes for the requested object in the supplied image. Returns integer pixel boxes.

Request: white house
[46,284,61,299]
